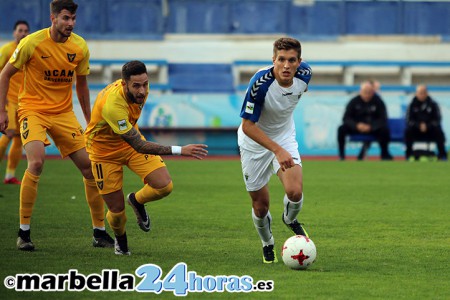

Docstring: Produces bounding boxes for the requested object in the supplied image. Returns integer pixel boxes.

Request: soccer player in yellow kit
[0,0,114,251]
[0,20,29,184]
[85,61,208,255]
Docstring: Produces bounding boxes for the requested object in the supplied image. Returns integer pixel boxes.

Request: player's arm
[76,75,91,123]
[121,127,208,160]
[0,62,19,132]
[241,118,293,171]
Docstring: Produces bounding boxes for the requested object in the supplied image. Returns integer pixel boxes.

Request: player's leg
[89,159,129,255]
[50,111,113,247]
[4,104,22,184]
[240,148,277,263]
[0,102,15,166]
[0,133,11,165]
[17,140,46,251]
[69,148,114,248]
[5,135,23,184]
[16,114,49,251]
[275,143,309,237]
[249,187,278,263]
[277,165,309,237]
[102,190,130,255]
[127,153,172,232]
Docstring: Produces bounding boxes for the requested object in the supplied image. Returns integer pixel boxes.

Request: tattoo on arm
[121,127,172,155]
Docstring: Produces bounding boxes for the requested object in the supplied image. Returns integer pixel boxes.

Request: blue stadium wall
[1,0,450,39]
[43,91,449,157]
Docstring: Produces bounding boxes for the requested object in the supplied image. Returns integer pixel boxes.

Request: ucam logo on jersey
[245,102,255,114]
[118,119,127,131]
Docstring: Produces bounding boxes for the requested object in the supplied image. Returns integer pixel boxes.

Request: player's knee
[154,181,173,198]
[27,159,45,175]
[253,206,269,218]
[286,189,303,202]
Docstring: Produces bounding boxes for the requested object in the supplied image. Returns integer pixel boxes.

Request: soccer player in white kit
[237,37,312,263]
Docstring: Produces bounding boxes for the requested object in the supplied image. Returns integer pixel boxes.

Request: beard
[57,27,72,38]
[126,88,145,104]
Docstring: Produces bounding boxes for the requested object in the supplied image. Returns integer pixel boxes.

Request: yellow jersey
[0,41,24,104]
[85,79,148,159]
[8,28,90,116]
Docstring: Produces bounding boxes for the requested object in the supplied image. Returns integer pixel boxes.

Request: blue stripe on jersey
[239,67,275,122]
[296,61,312,84]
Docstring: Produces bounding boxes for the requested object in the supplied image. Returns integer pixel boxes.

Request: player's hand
[181,144,208,160]
[356,123,370,133]
[419,122,427,132]
[275,148,295,172]
[0,111,8,134]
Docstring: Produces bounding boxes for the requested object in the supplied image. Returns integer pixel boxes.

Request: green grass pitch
[0,158,449,299]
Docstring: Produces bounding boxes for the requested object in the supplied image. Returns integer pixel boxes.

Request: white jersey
[238,61,312,152]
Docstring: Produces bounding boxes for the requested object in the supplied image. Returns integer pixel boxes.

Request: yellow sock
[106,210,127,236]
[135,181,173,204]
[19,170,40,225]
[83,178,105,228]
[0,135,10,163]
[6,136,22,177]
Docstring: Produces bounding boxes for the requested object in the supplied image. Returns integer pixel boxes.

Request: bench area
[349,118,405,160]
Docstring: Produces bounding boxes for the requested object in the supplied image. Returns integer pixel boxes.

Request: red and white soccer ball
[281,235,317,270]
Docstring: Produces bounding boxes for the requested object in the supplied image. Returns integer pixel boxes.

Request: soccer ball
[281,235,316,270]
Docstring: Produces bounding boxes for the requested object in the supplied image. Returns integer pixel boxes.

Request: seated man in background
[404,85,447,161]
[337,81,393,160]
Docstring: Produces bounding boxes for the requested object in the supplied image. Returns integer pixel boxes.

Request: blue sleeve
[295,61,312,84]
[239,68,274,122]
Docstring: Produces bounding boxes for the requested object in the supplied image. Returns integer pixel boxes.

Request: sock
[83,178,106,229]
[5,136,22,179]
[252,209,273,246]
[283,194,303,224]
[135,181,173,204]
[19,170,40,225]
[20,224,30,231]
[106,210,127,237]
[0,135,10,162]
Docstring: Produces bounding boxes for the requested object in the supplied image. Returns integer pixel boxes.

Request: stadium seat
[349,118,406,159]
[168,63,234,93]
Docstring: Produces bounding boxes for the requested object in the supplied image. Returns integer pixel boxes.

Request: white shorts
[239,141,302,192]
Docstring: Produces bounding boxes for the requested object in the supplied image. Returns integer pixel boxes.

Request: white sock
[94,226,105,231]
[252,209,274,246]
[283,194,303,224]
[20,224,30,231]
[5,168,15,180]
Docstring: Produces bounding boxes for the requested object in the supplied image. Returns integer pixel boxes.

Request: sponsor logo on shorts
[22,130,29,140]
[96,181,104,190]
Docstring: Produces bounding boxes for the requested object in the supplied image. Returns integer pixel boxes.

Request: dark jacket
[342,94,388,131]
[405,96,442,129]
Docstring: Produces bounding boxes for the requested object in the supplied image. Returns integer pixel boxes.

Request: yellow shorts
[6,101,20,133]
[89,147,166,194]
[19,111,85,158]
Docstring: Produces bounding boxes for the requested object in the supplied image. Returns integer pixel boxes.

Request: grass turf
[0,158,449,299]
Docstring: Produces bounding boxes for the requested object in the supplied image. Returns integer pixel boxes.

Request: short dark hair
[14,20,29,31]
[122,61,147,81]
[273,37,302,59]
[50,0,78,15]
